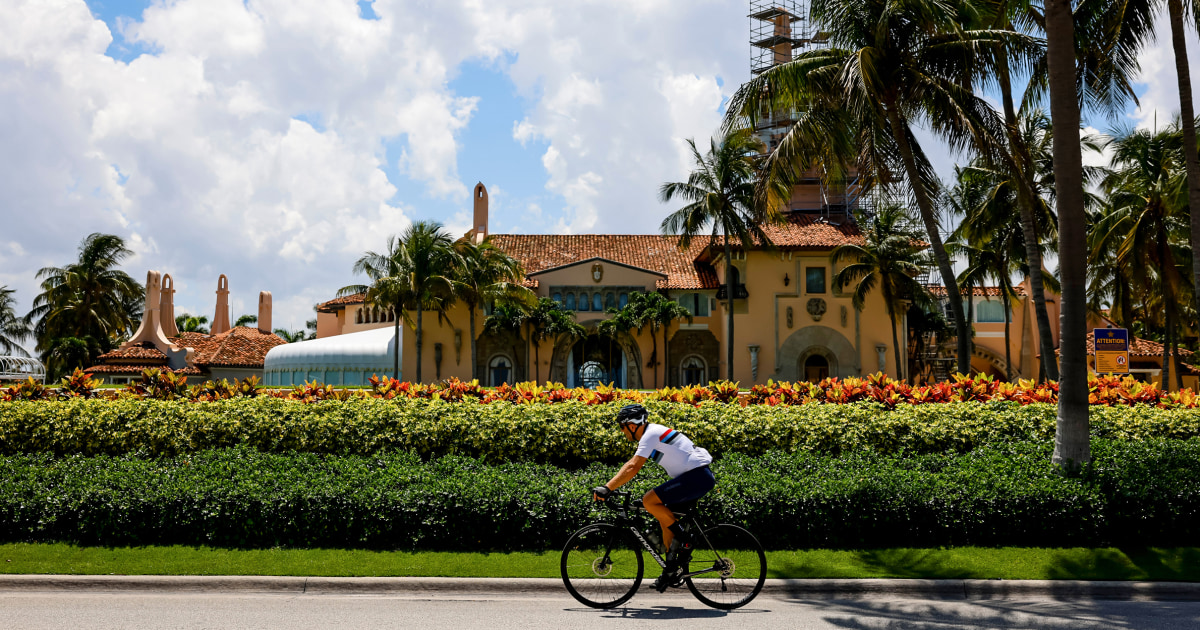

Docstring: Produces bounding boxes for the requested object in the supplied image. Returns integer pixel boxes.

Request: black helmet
[616,403,648,427]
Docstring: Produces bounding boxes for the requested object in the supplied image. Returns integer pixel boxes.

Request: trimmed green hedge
[2,440,1199,550]
[4,398,1200,461]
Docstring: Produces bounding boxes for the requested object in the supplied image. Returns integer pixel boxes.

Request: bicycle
[560,489,766,610]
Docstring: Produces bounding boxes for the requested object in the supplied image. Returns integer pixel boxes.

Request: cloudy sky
[0,0,1193,348]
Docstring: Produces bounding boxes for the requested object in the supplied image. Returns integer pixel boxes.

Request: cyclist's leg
[641,490,675,549]
[648,466,717,549]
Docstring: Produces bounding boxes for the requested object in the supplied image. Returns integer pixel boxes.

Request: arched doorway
[679,355,707,386]
[488,354,514,386]
[803,355,829,383]
[778,325,858,381]
[563,334,626,388]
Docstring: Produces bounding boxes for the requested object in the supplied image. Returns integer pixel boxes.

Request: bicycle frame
[599,492,725,580]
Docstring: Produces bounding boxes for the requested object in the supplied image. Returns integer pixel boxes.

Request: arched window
[580,361,605,389]
[578,293,590,311]
[680,356,706,387]
[605,293,616,310]
[593,293,603,311]
[553,292,562,305]
[565,293,576,310]
[356,309,363,324]
[489,355,513,387]
[619,292,629,308]
[729,266,741,288]
[803,355,829,384]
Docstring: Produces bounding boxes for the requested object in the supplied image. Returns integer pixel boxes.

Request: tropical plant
[235,314,257,327]
[832,205,929,381]
[339,221,460,382]
[175,313,210,334]
[26,233,143,378]
[525,298,580,384]
[273,328,309,343]
[482,300,529,383]
[454,239,533,380]
[660,128,784,381]
[727,0,1022,376]
[1094,126,1192,391]
[0,286,31,357]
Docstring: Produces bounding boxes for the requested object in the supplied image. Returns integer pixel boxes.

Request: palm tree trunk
[1162,307,1173,392]
[1167,0,1200,338]
[1004,293,1013,382]
[663,322,671,387]
[884,106,970,375]
[415,308,423,383]
[469,306,477,382]
[890,310,903,382]
[393,311,400,381]
[1173,326,1184,391]
[997,50,1060,382]
[966,286,975,373]
[1045,0,1091,471]
[534,335,541,384]
[650,325,659,389]
[724,239,735,382]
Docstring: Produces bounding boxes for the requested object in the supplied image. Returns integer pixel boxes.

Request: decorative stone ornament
[591,263,604,283]
[840,305,848,328]
[807,298,827,321]
[786,306,794,329]
[748,345,760,380]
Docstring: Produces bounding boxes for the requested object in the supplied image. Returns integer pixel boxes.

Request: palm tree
[727,0,1018,376]
[27,233,143,377]
[1044,0,1092,470]
[832,205,929,381]
[482,300,528,383]
[273,328,308,343]
[235,314,258,327]
[0,286,32,357]
[175,314,210,334]
[544,306,587,382]
[339,221,460,382]
[660,128,783,381]
[645,293,694,387]
[598,305,639,386]
[524,297,583,383]
[454,239,533,381]
[1095,126,1190,390]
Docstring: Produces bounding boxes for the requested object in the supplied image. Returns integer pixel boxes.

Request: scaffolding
[749,1,827,76]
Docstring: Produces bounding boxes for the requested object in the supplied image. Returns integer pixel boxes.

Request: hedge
[1,440,1198,550]
[3,398,1200,462]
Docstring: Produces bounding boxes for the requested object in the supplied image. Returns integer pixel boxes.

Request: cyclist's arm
[601,456,647,493]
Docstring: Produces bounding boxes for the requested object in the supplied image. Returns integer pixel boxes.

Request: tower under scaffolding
[748,1,864,225]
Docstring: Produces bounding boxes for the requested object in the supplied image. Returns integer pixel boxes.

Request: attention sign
[1094,328,1129,374]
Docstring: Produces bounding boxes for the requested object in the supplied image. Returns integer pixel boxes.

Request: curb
[2,575,1200,600]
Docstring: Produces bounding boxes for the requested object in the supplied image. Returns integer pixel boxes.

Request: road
[2,589,1199,629]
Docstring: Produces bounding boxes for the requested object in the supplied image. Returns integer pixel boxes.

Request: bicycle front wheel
[560,522,644,609]
[684,523,767,610]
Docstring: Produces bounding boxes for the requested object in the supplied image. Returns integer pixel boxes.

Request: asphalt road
[3,590,1200,629]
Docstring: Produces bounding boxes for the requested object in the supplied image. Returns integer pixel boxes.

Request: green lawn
[2,544,1198,581]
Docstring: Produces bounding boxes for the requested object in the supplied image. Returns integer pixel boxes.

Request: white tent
[262,327,399,386]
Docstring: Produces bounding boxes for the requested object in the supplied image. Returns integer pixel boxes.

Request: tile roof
[1081,332,1193,358]
[84,364,201,376]
[488,234,718,290]
[927,285,1029,298]
[96,342,168,362]
[316,293,366,312]
[172,326,288,368]
[754,214,866,249]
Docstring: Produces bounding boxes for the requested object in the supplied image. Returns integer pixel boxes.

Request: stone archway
[777,325,858,381]
[968,344,1010,379]
[549,321,644,388]
[668,329,720,386]
[475,330,527,383]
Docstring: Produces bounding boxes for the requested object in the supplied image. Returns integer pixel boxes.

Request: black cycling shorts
[653,465,715,506]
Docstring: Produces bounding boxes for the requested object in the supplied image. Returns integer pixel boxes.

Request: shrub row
[8,371,1199,409]
[1,440,1197,550]
[3,398,1200,462]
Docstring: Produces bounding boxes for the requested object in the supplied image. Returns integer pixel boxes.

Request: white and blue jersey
[634,423,712,479]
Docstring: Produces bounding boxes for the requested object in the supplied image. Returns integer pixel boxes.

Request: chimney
[212,274,231,335]
[772,13,791,66]
[160,273,178,337]
[122,270,172,350]
[258,291,272,334]
[472,182,488,244]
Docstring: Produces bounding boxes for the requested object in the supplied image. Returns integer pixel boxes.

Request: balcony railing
[715,284,749,300]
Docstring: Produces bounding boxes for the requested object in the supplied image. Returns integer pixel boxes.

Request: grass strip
[2,544,1199,581]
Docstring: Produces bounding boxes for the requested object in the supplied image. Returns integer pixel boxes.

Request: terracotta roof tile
[97,342,168,362]
[754,214,866,249]
[172,326,288,368]
[316,294,366,312]
[84,364,202,376]
[1050,332,1195,358]
[489,235,718,290]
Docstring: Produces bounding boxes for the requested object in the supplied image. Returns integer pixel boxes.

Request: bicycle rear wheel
[684,523,766,610]
[560,523,644,609]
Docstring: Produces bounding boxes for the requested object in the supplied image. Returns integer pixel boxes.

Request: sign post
[1094,328,1129,375]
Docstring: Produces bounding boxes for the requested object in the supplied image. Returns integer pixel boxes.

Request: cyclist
[592,403,715,591]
